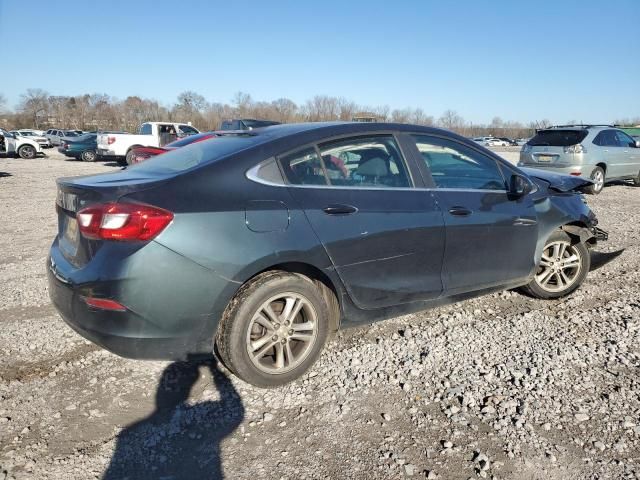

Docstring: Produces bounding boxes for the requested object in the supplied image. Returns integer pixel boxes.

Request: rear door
[280,133,446,310]
[409,134,538,294]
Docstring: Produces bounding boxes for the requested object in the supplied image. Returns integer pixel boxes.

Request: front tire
[81,150,97,162]
[522,230,590,299]
[216,271,329,388]
[585,166,605,194]
[18,145,37,159]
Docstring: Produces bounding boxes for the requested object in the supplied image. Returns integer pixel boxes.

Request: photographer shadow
[103,357,244,480]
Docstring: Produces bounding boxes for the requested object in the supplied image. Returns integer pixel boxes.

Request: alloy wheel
[591,170,604,192]
[534,240,583,293]
[19,145,36,159]
[245,292,318,374]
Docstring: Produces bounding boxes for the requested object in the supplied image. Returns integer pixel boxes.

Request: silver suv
[518,125,640,194]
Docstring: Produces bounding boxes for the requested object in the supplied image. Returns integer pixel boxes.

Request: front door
[614,130,640,177]
[409,134,538,295]
[280,134,446,310]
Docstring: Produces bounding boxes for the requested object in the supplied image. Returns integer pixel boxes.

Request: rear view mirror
[509,174,532,198]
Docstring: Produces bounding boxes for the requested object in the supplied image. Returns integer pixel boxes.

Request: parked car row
[472,136,527,147]
[518,124,640,194]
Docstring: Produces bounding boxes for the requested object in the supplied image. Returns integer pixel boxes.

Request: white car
[484,138,510,147]
[0,129,43,159]
[11,129,52,148]
[97,122,199,164]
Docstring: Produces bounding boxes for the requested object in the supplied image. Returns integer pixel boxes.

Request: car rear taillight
[77,203,173,241]
[107,136,116,145]
[82,297,127,312]
[63,142,69,149]
[564,144,586,154]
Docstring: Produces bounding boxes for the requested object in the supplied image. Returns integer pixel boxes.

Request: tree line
[2,89,634,138]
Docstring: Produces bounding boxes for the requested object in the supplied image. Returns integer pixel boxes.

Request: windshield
[19,131,35,136]
[76,133,96,141]
[128,134,268,174]
[178,125,199,135]
[528,129,588,147]
[64,131,79,137]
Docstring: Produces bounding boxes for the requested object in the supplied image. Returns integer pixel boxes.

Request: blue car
[48,122,606,387]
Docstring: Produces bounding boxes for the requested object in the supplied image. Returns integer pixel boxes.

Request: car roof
[240,121,462,143]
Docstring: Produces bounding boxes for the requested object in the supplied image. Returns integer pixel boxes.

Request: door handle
[322,204,358,215]
[448,206,472,217]
[514,217,537,226]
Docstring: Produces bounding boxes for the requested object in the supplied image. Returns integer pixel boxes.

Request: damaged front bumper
[592,226,608,242]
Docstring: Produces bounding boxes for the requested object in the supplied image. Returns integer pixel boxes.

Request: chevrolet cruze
[48,122,606,387]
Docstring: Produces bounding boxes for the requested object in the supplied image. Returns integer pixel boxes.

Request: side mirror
[509,174,532,197]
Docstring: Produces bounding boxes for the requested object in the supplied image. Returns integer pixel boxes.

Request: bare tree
[271,98,298,123]
[232,92,253,117]
[0,93,7,114]
[438,110,464,132]
[18,89,49,128]
[390,108,412,124]
[411,108,434,126]
[304,95,340,121]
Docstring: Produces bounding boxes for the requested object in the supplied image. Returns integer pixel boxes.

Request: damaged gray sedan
[48,122,607,387]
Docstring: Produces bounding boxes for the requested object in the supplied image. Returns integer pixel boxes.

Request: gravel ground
[0,148,639,480]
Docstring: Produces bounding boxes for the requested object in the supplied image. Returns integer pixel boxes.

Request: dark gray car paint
[48,122,601,360]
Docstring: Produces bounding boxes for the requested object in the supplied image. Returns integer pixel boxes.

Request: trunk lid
[55,169,171,266]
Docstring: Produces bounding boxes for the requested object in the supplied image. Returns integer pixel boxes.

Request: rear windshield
[127,134,267,174]
[166,133,215,148]
[528,129,588,147]
[243,120,280,129]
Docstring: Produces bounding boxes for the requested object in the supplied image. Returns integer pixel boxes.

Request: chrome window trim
[245,158,287,187]
[246,166,508,194]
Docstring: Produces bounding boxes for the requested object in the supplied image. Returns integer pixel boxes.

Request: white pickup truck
[96,122,199,164]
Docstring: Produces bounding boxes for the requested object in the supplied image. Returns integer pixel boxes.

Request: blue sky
[1,0,638,124]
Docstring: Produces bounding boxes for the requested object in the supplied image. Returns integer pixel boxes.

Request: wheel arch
[561,221,597,247]
[126,144,143,153]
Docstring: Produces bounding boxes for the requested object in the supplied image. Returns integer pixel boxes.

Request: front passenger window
[412,135,507,190]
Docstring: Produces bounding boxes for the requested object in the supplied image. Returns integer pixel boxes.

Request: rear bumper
[518,160,585,176]
[97,148,118,157]
[47,239,233,360]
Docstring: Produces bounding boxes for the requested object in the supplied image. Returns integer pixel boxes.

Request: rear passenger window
[412,135,507,190]
[279,148,328,185]
[317,135,410,188]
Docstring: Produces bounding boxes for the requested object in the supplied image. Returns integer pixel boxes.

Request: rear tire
[18,145,37,159]
[216,271,329,388]
[522,230,590,299]
[125,150,135,165]
[585,166,605,194]
[81,150,97,162]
